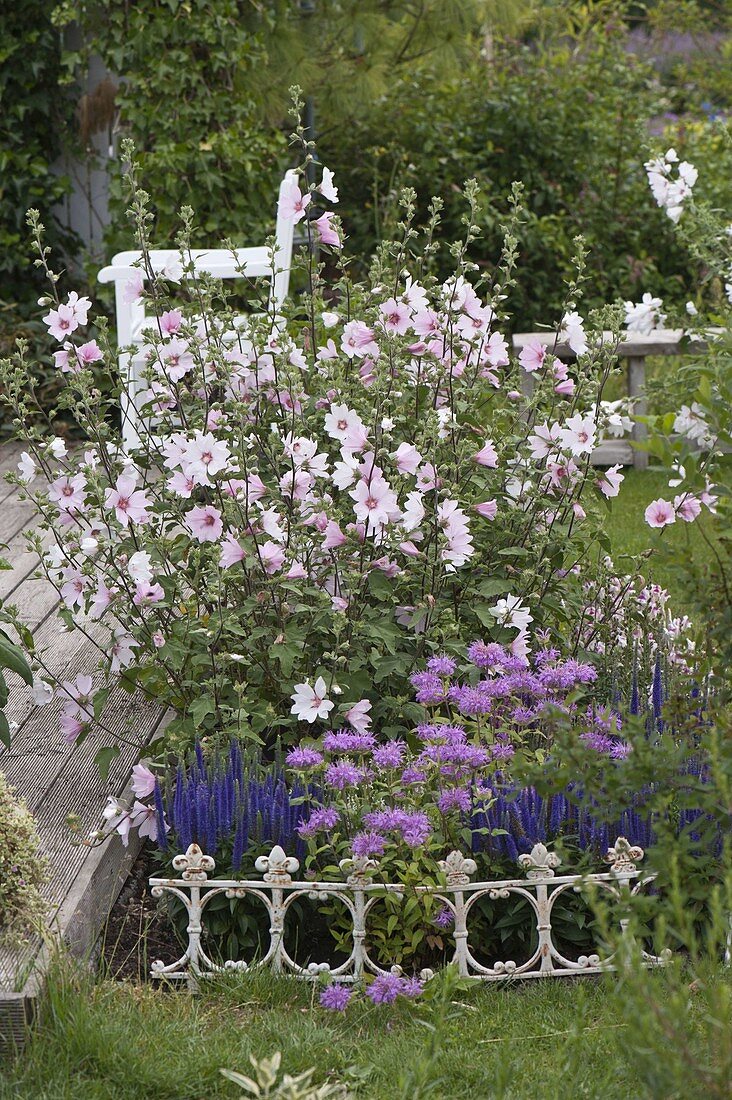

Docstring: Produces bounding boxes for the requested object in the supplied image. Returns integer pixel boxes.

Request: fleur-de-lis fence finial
[255,845,299,884]
[172,843,216,881]
[339,854,379,885]
[438,851,477,886]
[518,842,562,879]
[605,836,644,874]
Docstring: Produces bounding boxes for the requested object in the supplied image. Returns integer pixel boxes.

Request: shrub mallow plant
[0,104,676,769]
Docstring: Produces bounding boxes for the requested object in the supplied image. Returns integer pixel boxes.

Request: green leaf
[0,710,11,749]
[0,634,32,685]
[95,745,121,783]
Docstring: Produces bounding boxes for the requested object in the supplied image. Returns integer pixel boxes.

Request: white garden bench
[98,170,298,450]
[512,329,709,470]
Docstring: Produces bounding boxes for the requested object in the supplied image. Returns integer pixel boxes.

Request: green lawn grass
[1,963,726,1100]
[606,465,718,596]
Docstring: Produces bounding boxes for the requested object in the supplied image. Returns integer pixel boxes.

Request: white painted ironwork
[149,837,669,987]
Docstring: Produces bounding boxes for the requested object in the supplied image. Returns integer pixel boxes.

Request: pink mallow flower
[131,763,156,799]
[379,298,411,335]
[518,340,547,373]
[597,464,624,498]
[474,499,498,520]
[105,475,151,527]
[323,520,347,551]
[259,540,285,575]
[219,533,245,568]
[644,498,676,528]
[185,505,223,542]
[674,493,702,523]
[393,442,422,476]
[278,179,311,224]
[160,309,183,335]
[314,212,341,247]
[345,698,372,734]
[341,320,379,360]
[473,439,499,468]
[43,303,79,342]
[49,473,87,513]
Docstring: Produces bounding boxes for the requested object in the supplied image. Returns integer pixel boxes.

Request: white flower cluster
[624,292,666,335]
[645,148,697,224]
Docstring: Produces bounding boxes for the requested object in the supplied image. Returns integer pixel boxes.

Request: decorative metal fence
[149,836,669,987]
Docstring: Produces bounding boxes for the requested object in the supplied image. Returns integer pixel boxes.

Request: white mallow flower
[673,403,715,448]
[45,543,67,578]
[645,150,696,222]
[599,400,633,440]
[624,292,665,335]
[128,550,154,585]
[490,594,533,633]
[48,437,68,459]
[686,301,698,317]
[558,413,597,456]
[668,461,686,489]
[290,677,334,723]
[321,311,339,329]
[331,450,360,490]
[559,311,588,356]
[31,674,54,707]
[80,536,98,557]
[17,452,37,484]
[401,490,425,534]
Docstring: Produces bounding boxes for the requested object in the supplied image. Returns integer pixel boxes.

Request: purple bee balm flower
[467,640,509,670]
[352,830,387,857]
[433,905,454,929]
[363,809,409,832]
[325,760,366,789]
[297,806,340,838]
[323,730,376,754]
[400,977,424,998]
[372,741,406,769]
[319,984,352,1011]
[534,647,561,666]
[580,732,616,754]
[426,655,457,676]
[437,787,472,814]
[400,766,427,786]
[447,685,494,717]
[489,743,516,762]
[365,973,404,1005]
[410,671,447,705]
[286,747,324,769]
[416,723,466,744]
[401,817,432,847]
[611,741,632,759]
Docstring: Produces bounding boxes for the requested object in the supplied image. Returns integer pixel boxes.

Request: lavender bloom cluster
[411,644,626,752]
[157,741,312,871]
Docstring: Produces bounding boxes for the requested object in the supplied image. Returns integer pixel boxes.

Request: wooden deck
[0,442,169,1048]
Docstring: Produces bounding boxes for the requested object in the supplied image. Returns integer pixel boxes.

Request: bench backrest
[98,169,298,346]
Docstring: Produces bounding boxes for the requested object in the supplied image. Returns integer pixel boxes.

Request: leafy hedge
[319,28,697,327]
[0,1,75,307]
[55,0,289,252]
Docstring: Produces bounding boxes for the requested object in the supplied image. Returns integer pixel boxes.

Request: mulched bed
[100,845,184,982]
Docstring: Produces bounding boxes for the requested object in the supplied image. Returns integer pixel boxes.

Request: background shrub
[0,770,47,946]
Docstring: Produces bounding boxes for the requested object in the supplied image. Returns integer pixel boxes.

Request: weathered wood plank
[512,329,709,359]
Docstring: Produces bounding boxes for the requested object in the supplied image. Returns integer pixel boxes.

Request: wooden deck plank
[0,442,172,1035]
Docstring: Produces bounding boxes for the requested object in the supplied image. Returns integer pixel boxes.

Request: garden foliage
[0,770,47,946]
[3,108,688,764]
